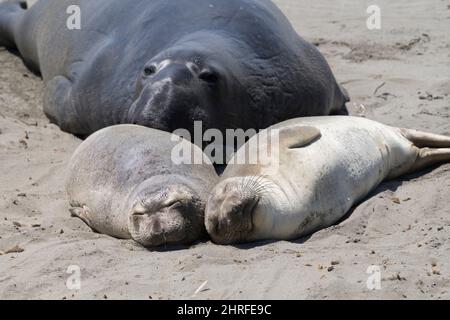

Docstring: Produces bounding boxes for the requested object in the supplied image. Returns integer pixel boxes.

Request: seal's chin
[205,178,261,245]
[127,185,205,247]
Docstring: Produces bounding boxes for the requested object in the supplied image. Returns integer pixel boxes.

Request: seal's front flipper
[279,125,322,149]
[0,1,27,48]
[70,205,97,232]
[44,76,86,135]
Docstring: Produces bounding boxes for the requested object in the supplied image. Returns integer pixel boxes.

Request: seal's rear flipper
[410,148,450,173]
[0,1,27,48]
[70,205,98,232]
[400,128,450,148]
[397,128,450,174]
[279,125,322,149]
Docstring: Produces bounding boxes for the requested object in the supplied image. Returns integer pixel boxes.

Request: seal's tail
[0,1,27,48]
[399,128,450,173]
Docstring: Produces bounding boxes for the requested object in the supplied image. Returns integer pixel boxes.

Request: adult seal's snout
[129,68,206,132]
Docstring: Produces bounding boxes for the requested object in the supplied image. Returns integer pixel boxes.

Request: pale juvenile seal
[66,125,219,247]
[0,0,348,136]
[205,116,450,244]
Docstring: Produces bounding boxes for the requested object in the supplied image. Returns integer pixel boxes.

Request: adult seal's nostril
[198,69,219,85]
[143,65,157,77]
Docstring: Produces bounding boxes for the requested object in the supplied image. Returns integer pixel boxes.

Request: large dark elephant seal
[0,0,349,136]
[205,116,450,244]
[66,125,219,247]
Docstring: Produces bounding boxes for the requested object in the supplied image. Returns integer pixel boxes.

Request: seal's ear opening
[279,125,322,149]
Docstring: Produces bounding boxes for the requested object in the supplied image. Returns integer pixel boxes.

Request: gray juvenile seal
[66,125,219,247]
[205,116,450,244]
[0,0,348,136]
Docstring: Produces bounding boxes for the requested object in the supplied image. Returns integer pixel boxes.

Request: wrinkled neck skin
[242,174,301,242]
[222,163,324,243]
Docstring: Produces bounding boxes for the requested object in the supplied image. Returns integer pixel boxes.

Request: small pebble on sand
[4,245,25,254]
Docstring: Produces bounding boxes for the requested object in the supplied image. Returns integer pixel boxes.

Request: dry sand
[0,0,449,300]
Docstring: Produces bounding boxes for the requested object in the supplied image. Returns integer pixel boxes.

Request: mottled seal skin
[205,116,450,244]
[66,125,219,247]
[0,0,349,136]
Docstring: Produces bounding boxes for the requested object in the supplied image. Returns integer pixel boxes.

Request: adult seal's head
[66,125,219,247]
[1,0,349,136]
[126,31,247,133]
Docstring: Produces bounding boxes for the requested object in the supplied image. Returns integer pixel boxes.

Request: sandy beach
[0,0,449,299]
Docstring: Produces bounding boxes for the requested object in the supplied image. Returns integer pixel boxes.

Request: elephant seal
[205,116,450,244]
[0,0,348,136]
[66,125,219,247]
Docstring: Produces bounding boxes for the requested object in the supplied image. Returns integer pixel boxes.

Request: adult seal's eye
[143,65,157,76]
[199,70,219,85]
